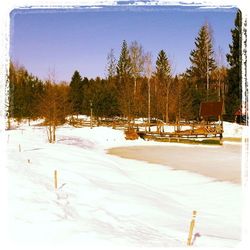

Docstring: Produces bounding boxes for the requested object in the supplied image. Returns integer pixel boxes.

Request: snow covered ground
[2,120,249,249]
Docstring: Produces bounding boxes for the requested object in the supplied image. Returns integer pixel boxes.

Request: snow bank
[223,121,247,138]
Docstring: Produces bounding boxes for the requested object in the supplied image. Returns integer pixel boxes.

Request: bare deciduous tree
[129,41,144,95]
[38,76,71,143]
[105,48,117,80]
[144,52,153,129]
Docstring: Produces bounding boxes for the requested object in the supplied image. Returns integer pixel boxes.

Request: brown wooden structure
[199,101,223,121]
[67,101,224,141]
[124,101,224,141]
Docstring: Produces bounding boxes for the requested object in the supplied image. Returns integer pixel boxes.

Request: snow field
[3,121,245,249]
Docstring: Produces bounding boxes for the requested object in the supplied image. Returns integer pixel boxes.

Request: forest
[7,11,244,132]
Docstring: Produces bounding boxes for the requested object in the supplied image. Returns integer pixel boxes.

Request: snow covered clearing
[3,121,248,249]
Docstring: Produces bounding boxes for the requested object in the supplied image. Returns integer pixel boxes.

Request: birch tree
[144,52,153,129]
[129,41,144,95]
[105,48,117,80]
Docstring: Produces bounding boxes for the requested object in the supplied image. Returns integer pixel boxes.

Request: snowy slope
[4,121,246,249]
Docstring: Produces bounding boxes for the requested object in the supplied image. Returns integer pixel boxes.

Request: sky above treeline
[10,6,237,82]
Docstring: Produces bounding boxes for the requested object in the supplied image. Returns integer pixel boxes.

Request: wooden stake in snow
[19,144,21,152]
[54,170,58,189]
[187,210,197,246]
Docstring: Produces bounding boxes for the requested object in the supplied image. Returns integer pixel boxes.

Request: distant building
[234,106,246,124]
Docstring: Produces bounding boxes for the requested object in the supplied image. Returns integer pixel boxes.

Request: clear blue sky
[10,6,237,82]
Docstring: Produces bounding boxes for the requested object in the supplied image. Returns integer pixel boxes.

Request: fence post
[19,144,21,152]
[54,170,58,189]
[187,210,197,246]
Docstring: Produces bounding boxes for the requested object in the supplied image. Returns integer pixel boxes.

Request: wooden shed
[199,101,223,121]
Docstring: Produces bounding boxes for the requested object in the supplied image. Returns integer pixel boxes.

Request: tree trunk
[206,43,209,101]
[53,126,56,143]
[166,88,169,124]
[134,77,137,96]
[148,78,151,132]
[47,125,52,143]
[7,116,11,130]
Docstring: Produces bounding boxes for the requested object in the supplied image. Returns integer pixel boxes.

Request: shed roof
[200,101,223,119]
[234,108,242,116]
[234,106,246,116]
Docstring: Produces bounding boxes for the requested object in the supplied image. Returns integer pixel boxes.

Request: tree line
[7,11,243,133]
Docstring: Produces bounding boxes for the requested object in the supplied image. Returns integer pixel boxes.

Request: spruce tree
[155,50,172,123]
[116,40,133,120]
[25,75,39,123]
[7,62,16,126]
[12,66,29,121]
[155,50,171,81]
[226,10,242,119]
[116,40,131,79]
[69,70,83,116]
[188,23,216,98]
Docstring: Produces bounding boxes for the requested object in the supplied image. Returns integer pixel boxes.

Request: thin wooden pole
[54,170,58,189]
[19,144,21,152]
[187,210,197,246]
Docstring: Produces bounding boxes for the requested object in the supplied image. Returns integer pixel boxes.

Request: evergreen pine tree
[116,40,131,79]
[25,75,38,123]
[7,62,16,126]
[226,10,242,119]
[8,62,45,123]
[116,40,133,120]
[69,70,83,116]
[188,23,216,98]
[13,67,29,121]
[155,50,171,81]
[155,50,172,123]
